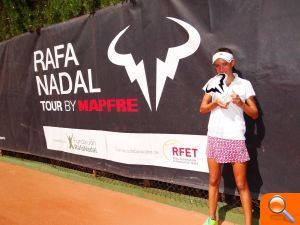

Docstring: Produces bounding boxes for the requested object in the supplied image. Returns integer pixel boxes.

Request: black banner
[0,0,299,198]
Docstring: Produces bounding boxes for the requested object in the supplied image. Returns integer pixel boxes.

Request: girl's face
[213,58,235,75]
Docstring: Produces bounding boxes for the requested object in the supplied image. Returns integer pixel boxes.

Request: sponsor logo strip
[43,126,208,172]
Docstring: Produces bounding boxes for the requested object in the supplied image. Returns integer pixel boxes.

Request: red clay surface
[0,161,235,225]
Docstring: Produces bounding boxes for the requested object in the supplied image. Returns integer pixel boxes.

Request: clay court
[0,160,238,225]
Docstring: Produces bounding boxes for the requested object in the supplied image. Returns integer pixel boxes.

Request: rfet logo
[163,139,199,165]
[107,17,201,111]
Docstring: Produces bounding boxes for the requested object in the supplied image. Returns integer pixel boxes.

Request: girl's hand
[231,92,245,108]
[215,98,229,109]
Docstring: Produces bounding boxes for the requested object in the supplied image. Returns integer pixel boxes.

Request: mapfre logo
[107,17,201,111]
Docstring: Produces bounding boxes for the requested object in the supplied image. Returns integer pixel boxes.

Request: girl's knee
[236,180,248,191]
[209,176,221,187]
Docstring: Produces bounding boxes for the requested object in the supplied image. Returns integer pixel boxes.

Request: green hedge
[0,0,124,42]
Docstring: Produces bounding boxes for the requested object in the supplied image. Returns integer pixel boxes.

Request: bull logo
[205,73,227,94]
[108,17,201,111]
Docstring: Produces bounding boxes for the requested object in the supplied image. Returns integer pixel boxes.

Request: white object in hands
[219,89,232,104]
[205,73,227,94]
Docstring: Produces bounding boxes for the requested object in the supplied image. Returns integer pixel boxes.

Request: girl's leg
[207,158,221,220]
[232,162,252,225]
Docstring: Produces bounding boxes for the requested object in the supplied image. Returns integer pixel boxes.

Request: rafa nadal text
[33,43,138,112]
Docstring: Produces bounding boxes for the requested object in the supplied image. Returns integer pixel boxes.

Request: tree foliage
[0,0,137,42]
